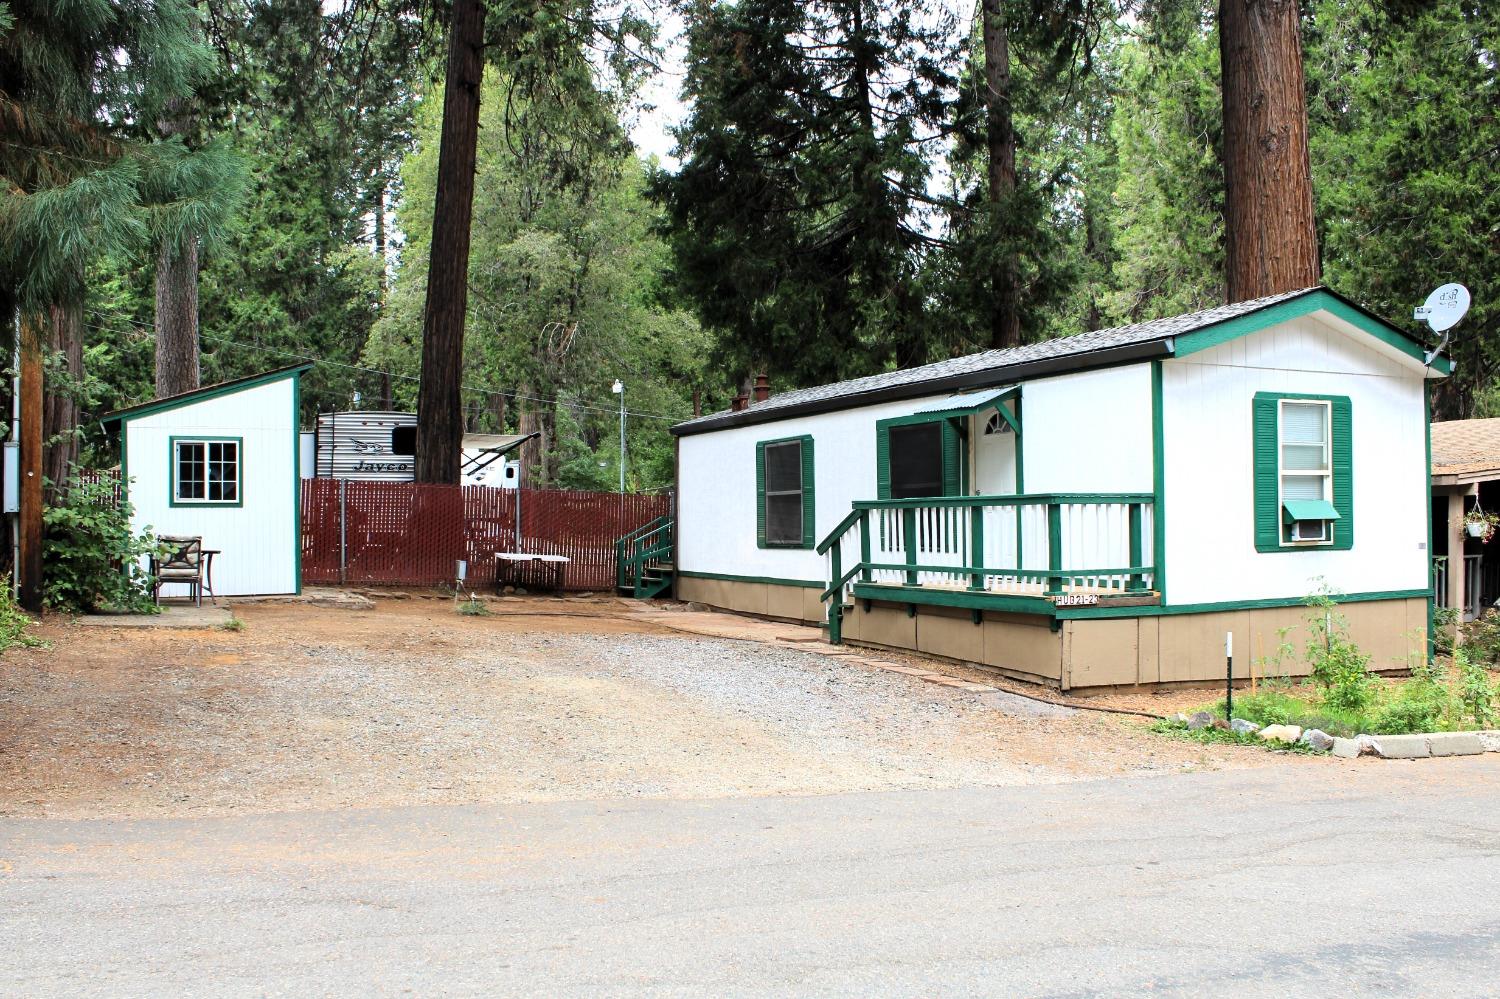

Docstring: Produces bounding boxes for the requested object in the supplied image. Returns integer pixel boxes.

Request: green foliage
[0,584,47,652]
[41,475,161,614]
[457,596,490,617]
[657,0,955,383]
[223,615,245,632]
[1432,603,1459,657]
[1456,647,1498,728]
[1457,610,1500,666]
[376,67,701,490]
[1304,588,1376,713]
[1149,718,1323,754]
[1307,0,1499,419]
[0,0,221,310]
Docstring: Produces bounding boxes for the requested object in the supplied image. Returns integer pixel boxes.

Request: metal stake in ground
[1225,631,1234,721]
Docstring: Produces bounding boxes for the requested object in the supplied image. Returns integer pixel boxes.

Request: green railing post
[829,542,843,644]
[970,504,985,591]
[903,507,919,586]
[1046,502,1063,595]
[859,510,872,583]
[1128,503,1144,592]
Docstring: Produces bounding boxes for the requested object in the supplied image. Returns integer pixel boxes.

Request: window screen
[175,440,240,503]
[763,440,804,545]
[391,426,417,456]
[889,423,943,499]
[1280,401,1330,515]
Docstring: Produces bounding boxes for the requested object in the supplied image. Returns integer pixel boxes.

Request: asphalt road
[4,756,1499,997]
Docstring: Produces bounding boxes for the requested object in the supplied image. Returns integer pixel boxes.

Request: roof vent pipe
[752,373,770,404]
[731,393,748,412]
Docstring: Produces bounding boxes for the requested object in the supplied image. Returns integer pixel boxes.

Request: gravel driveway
[0,596,1291,818]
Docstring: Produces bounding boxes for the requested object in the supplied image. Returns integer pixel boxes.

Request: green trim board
[755,434,816,549]
[101,364,313,426]
[1251,392,1353,552]
[851,582,1055,617]
[678,570,824,589]
[1172,289,1452,375]
[167,436,245,508]
[852,582,1428,622]
[1055,587,1431,620]
[1424,381,1434,661]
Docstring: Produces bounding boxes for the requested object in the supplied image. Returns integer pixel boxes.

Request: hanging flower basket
[1463,507,1500,544]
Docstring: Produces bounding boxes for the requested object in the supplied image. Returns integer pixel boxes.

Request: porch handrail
[850,492,1155,510]
[819,491,1157,643]
[615,514,673,591]
[816,508,865,555]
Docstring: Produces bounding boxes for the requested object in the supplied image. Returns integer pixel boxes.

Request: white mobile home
[103,364,309,597]
[672,288,1449,689]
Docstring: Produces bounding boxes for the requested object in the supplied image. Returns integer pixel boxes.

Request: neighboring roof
[673,287,1449,437]
[101,363,312,426]
[1432,418,1500,481]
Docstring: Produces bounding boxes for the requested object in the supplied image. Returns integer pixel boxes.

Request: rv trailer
[313,411,533,486]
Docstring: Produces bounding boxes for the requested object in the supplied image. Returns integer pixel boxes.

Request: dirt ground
[0,594,1306,819]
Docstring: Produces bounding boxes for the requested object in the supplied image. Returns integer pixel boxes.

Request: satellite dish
[1414,283,1470,333]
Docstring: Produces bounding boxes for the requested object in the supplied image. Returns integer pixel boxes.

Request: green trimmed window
[1252,394,1351,551]
[172,437,242,506]
[876,416,964,500]
[756,435,815,548]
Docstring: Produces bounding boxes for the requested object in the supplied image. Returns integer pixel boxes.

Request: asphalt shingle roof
[674,288,1320,435]
[1432,419,1500,477]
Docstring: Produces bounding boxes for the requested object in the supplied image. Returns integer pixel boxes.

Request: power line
[83,313,683,423]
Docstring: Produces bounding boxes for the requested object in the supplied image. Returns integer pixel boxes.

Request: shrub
[1460,611,1500,666]
[1305,590,1376,713]
[0,585,47,651]
[1456,648,1498,728]
[1432,604,1458,656]
[1368,698,1440,735]
[42,474,161,614]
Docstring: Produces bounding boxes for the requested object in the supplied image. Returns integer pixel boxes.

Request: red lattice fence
[300,479,671,591]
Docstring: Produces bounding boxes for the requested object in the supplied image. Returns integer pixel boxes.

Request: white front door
[973,409,1016,496]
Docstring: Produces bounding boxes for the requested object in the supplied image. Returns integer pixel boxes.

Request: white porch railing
[818,493,1156,642]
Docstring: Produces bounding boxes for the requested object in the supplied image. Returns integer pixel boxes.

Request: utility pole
[612,379,626,494]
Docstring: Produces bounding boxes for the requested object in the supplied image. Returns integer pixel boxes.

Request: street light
[611,379,625,494]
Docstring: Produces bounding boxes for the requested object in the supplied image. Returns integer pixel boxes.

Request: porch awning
[1282,499,1340,523]
[909,385,1019,421]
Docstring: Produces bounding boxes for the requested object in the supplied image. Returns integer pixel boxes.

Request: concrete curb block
[1365,732,1488,760]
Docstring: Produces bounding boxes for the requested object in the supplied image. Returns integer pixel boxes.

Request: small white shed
[103,364,309,597]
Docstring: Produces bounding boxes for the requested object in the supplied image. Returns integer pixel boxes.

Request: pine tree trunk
[982,0,1021,349]
[1219,0,1320,302]
[42,301,82,502]
[18,313,44,612]
[517,385,541,486]
[155,234,201,397]
[415,0,486,484]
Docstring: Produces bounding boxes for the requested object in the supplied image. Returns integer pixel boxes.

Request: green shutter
[941,419,963,496]
[755,441,767,549]
[1330,396,1353,551]
[1252,395,1280,552]
[876,424,891,499]
[800,435,816,548]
